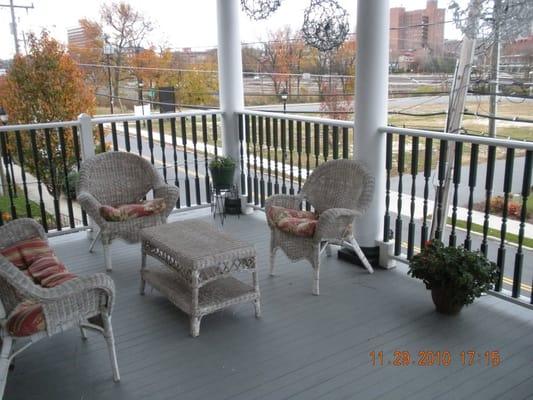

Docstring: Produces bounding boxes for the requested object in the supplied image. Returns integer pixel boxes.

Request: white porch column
[354,0,390,254]
[216,0,245,179]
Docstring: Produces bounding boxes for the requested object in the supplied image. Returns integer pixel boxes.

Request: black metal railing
[381,126,533,304]
[238,110,353,208]
[0,120,84,233]
[0,110,222,234]
[92,111,222,209]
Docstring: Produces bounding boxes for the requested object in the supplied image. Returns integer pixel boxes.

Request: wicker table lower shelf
[142,266,260,335]
[140,219,261,337]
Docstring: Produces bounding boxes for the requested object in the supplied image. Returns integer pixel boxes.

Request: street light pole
[103,44,114,114]
[280,88,288,113]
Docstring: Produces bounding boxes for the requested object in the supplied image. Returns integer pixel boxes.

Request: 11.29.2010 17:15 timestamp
[369,350,501,367]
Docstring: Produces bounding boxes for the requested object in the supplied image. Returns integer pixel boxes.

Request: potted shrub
[209,156,236,190]
[408,240,498,315]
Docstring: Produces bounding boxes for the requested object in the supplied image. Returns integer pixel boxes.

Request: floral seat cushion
[99,198,166,222]
[267,205,318,238]
[3,237,78,337]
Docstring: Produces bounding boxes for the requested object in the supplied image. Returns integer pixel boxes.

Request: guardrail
[238,110,354,207]
[380,126,533,305]
[0,110,222,234]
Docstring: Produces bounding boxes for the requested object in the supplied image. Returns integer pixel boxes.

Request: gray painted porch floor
[6,209,533,400]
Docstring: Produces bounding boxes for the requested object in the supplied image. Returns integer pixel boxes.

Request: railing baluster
[322,125,329,162]
[434,140,448,241]
[252,115,259,205]
[170,118,181,209]
[29,130,47,231]
[72,126,88,225]
[191,116,201,205]
[266,117,272,197]
[44,128,61,230]
[449,141,463,247]
[280,119,287,194]
[384,132,392,243]
[202,115,211,205]
[407,136,419,259]
[512,150,532,299]
[314,124,320,168]
[180,117,191,207]
[135,120,143,156]
[288,120,295,195]
[296,121,302,194]
[238,114,246,196]
[7,152,16,197]
[395,135,405,256]
[58,127,75,228]
[495,148,514,292]
[480,145,496,256]
[245,115,252,202]
[158,119,168,183]
[421,138,433,247]
[212,114,219,158]
[123,121,131,152]
[332,126,339,160]
[465,144,479,250]
[147,119,155,165]
[14,130,32,218]
[111,122,118,151]
[258,116,265,207]
[98,124,106,153]
[273,118,279,195]
[0,132,16,219]
[342,127,349,159]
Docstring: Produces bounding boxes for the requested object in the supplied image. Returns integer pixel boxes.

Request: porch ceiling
[6,209,533,400]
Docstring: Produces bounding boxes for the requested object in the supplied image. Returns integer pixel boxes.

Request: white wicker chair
[265,159,375,295]
[77,151,179,271]
[0,219,120,398]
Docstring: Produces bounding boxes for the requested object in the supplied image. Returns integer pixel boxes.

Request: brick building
[389,0,445,61]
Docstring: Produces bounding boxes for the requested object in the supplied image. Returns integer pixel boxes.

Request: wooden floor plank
[5,210,532,400]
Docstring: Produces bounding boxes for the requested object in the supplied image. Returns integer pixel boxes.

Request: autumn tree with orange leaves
[3,31,95,193]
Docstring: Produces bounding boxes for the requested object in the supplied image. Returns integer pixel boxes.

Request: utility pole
[0,1,33,55]
[488,0,501,138]
[429,0,480,241]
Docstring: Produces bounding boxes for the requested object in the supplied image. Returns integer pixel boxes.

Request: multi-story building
[389,0,445,61]
[67,26,91,49]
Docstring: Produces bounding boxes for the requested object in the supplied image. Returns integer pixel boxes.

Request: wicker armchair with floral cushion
[265,159,375,295]
[77,151,180,271]
[0,218,119,397]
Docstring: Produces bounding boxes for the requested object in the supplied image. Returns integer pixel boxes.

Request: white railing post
[216,0,245,190]
[78,113,95,160]
[353,0,394,268]
[77,113,96,238]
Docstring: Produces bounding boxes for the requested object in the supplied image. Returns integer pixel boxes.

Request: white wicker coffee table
[140,219,261,337]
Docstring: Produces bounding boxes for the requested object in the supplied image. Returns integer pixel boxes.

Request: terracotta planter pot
[431,287,464,315]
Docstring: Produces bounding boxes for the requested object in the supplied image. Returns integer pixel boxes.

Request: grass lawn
[448,217,533,248]
[0,192,43,221]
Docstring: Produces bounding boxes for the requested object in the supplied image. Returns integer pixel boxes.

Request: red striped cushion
[6,301,46,337]
[18,237,54,265]
[0,243,26,269]
[100,198,166,222]
[28,255,67,282]
[41,272,77,288]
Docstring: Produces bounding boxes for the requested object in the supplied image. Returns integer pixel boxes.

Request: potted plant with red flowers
[408,240,498,315]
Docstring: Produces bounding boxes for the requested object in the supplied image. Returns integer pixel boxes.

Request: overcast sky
[0,0,461,59]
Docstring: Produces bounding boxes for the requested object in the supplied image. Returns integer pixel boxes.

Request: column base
[338,246,380,268]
